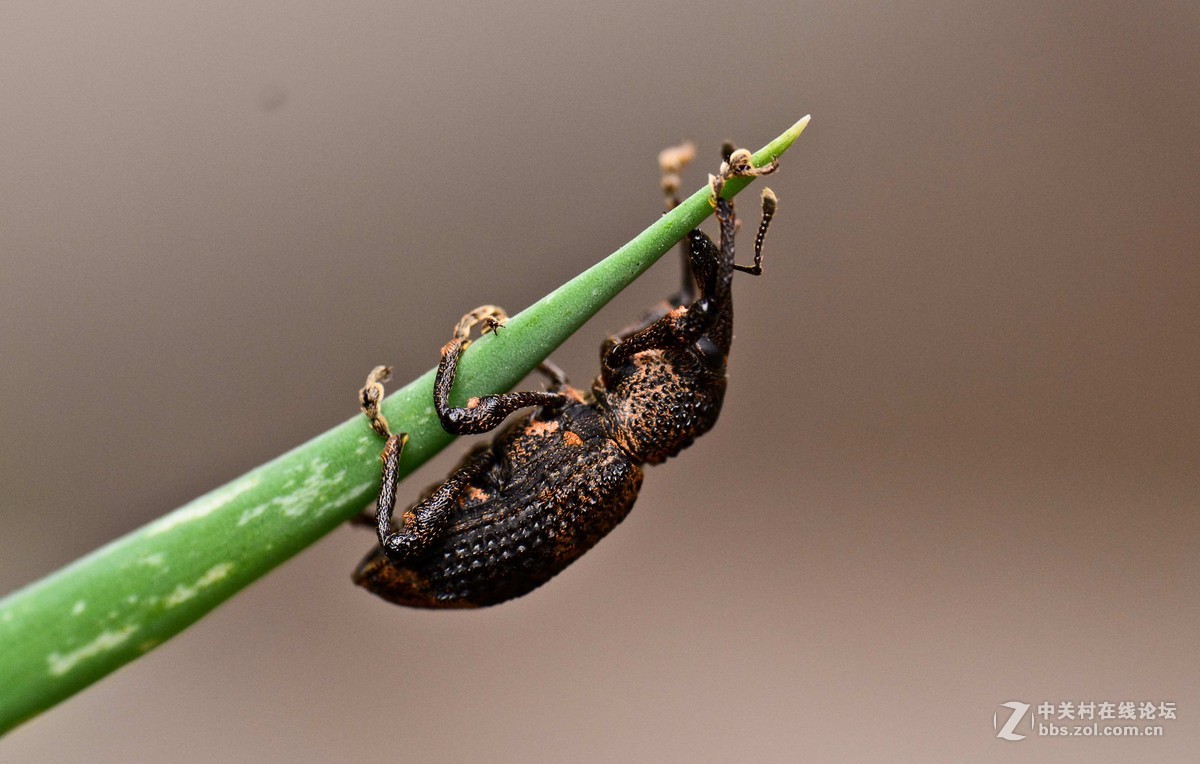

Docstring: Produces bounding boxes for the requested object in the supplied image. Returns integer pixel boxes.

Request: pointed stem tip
[752,114,812,168]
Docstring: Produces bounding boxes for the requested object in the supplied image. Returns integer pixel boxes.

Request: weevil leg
[607,140,759,358]
[732,188,777,276]
[659,140,699,304]
[372,433,492,564]
[359,365,396,439]
[535,359,570,391]
[354,438,494,532]
[709,152,778,277]
[355,356,498,549]
[434,305,572,435]
[658,141,695,213]
[600,236,723,373]
[601,305,691,371]
[354,365,409,527]
[718,141,745,235]
[596,142,699,360]
[707,145,778,219]
[372,433,407,547]
[452,304,508,341]
[603,147,757,369]
[718,147,779,187]
[607,149,780,370]
[708,146,780,277]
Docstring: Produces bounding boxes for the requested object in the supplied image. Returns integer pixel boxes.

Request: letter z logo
[994,701,1031,741]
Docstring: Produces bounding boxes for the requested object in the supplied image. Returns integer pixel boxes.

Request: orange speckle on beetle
[526,420,560,437]
[465,486,490,503]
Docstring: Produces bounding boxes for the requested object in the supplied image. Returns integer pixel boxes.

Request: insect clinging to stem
[352,141,783,608]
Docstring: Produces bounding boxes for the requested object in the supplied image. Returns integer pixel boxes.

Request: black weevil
[353,143,781,607]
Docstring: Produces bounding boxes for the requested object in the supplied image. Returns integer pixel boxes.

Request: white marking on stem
[145,476,261,536]
[270,458,347,518]
[237,503,270,526]
[47,625,138,676]
[163,563,235,607]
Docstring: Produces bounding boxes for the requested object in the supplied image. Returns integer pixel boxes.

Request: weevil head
[592,228,738,464]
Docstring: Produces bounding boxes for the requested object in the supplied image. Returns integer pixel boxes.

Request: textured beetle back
[354,403,644,607]
[596,347,727,465]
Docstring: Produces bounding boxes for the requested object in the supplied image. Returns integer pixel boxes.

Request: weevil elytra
[353,143,781,607]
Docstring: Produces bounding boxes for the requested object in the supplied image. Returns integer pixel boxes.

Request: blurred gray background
[2,1,1197,761]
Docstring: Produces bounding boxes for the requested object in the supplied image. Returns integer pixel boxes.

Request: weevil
[352,143,781,607]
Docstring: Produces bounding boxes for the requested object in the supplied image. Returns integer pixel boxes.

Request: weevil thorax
[594,233,735,465]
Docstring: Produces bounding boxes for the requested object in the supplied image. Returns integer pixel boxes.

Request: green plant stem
[0,115,809,735]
